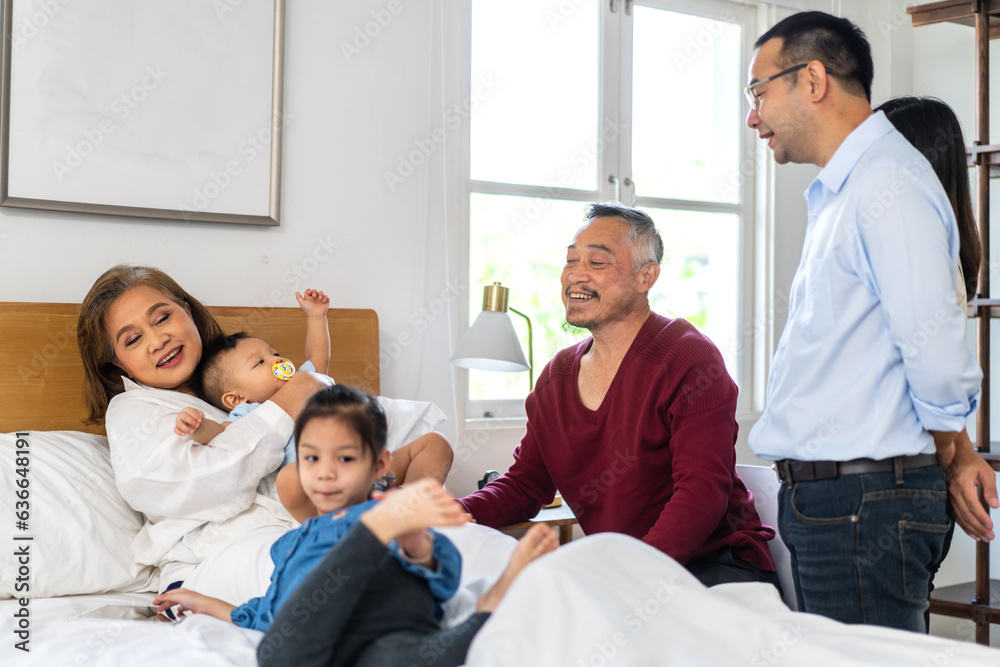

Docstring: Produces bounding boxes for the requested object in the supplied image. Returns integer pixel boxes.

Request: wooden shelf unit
[909,1,1000,645]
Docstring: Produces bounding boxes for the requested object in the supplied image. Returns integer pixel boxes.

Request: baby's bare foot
[477,523,559,612]
[361,479,467,545]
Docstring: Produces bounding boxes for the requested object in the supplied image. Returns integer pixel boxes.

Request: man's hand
[296,289,330,317]
[946,430,998,542]
[930,430,958,470]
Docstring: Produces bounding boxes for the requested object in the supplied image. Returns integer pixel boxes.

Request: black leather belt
[775,454,939,486]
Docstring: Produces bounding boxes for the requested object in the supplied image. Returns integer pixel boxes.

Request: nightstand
[499,501,578,545]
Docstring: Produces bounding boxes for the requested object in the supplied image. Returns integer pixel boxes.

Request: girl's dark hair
[293,385,387,463]
[876,96,981,298]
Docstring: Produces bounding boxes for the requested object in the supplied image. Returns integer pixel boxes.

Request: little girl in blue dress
[155,384,557,666]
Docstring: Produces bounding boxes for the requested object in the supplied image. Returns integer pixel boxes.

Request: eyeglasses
[744,63,808,111]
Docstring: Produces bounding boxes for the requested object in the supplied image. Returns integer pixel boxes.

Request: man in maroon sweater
[460,202,778,587]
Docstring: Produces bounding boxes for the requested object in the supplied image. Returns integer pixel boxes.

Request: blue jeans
[778,464,951,632]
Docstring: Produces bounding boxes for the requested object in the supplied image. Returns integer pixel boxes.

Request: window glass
[631,7,742,203]
[470,0,600,191]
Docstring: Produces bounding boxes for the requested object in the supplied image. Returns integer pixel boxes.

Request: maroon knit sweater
[460,313,776,571]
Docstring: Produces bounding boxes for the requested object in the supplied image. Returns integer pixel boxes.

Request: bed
[2,302,1000,666]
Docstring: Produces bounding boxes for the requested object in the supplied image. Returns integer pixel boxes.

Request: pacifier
[272,360,296,381]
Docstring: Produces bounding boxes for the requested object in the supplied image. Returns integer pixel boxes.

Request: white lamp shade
[451,310,529,372]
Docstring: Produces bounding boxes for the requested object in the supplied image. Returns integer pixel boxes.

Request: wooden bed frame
[0,303,379,435]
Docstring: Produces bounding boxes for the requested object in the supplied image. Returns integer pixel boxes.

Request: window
[466,0,757,417]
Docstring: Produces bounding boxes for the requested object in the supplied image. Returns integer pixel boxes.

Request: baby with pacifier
[174,289,453,521]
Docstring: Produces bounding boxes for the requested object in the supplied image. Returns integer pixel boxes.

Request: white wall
[1,4,448,409]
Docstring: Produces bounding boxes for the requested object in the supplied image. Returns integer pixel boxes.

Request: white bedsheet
[3,532,999,666]
[467,534,1000,667]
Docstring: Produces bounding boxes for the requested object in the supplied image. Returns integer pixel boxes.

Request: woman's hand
[269,371,332,419]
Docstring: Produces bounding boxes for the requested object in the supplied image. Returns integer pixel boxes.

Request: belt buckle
[774,461,792,487]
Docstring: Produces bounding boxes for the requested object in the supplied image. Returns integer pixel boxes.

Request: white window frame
[458,0,768,422]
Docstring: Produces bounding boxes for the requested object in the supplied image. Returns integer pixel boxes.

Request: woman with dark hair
[876,96,998,543]
[77,265,454,607]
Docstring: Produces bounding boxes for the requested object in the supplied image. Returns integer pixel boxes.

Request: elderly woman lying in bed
[75,264,454,603]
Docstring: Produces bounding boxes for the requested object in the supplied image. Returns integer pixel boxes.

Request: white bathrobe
[106,377,446,601]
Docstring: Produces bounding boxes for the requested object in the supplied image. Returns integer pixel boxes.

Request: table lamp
[451,282,534,388]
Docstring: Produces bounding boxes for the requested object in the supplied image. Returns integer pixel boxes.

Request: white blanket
[3,531,999,666]
[467,534,1000,666]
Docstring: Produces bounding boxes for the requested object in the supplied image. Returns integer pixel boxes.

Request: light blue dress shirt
[749,111,981,462]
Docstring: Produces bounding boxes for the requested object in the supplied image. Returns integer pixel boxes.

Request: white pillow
[375,396,448,452]
[0,431,157,598]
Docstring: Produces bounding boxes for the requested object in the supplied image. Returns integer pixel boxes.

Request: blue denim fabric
[778,465,951,632]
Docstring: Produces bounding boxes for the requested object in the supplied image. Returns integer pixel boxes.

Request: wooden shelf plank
[967,143,1000,164]
[969,297,1000,317]
[909,0,1000,36]
[930,580,1000,620]
[980,452,1000,471]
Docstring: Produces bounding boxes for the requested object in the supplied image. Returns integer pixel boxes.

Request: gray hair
[583,202,663,273]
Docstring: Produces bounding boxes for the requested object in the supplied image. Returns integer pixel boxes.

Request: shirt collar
[814,110,893,195]
[122,376,144,391]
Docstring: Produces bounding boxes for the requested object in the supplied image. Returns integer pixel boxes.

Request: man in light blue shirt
[745,12,982,632]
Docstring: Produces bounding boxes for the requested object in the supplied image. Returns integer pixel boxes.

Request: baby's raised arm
[174,406,228,445]
[296,289,331,374]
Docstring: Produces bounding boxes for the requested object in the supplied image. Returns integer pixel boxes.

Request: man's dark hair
[755,11,873,103]
[293,384,387,464]
[190,331,251,409]
[583,201,663,272]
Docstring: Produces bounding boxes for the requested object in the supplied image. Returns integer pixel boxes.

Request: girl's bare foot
[361,479,467,545]
[477,523,559,612]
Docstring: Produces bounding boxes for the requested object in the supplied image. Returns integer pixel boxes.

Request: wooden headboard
[0,303,379,435]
